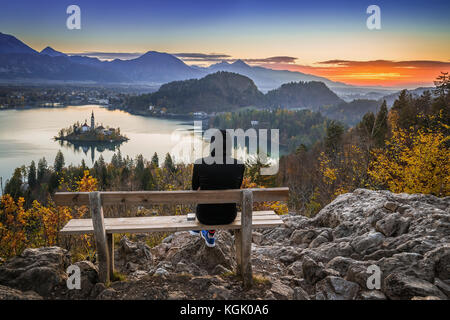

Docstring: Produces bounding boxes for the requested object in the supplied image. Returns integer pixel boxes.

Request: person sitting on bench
[190,129,245,247]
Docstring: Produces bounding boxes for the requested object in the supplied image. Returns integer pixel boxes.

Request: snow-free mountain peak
[0,32,38,54]
[40,46,67,57]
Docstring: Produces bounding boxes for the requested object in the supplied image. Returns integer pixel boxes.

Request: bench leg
[89,192,111,284]
[107,233,114,280]
[241,190,253,288]
[234,229,242,276]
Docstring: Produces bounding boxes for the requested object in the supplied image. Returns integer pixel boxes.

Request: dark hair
[210,129,231,158]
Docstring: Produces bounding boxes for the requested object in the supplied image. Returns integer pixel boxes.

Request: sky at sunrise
[0,0,449,87]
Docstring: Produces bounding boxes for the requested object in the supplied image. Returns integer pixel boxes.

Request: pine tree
[151,152,159,168]
[325,121,344,156]
[28,161,37,188]
[433,72,449,97]
[81,159,87,171]
[117,150,123,166]
[163,153,176,173]
[373,101,388,147]
[4,168,23,199]
[54,150,65,174]
[37,157,48,183]
[111,153,119,167]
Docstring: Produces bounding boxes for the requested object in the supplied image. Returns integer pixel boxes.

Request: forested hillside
[126,72,264,113]
[319,99,382,126]
[265,81,343,109]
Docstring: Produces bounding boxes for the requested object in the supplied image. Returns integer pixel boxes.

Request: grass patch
[252,274,271,285]
[221,270,237,278]
[145,232,171,248]
[111,271,127,282]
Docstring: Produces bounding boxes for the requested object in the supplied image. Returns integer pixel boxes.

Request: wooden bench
[54,187,289,287]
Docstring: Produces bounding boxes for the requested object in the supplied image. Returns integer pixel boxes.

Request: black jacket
[192,157,245,225]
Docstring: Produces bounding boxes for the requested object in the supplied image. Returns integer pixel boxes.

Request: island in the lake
[55,111,129,143]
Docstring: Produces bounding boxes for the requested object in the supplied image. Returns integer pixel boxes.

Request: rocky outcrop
[0,189,448,300]
[0,285,42,300]
[0,247,71,297]
[0,247,99,299]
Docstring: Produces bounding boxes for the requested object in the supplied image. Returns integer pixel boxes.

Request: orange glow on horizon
[258,60,450,87]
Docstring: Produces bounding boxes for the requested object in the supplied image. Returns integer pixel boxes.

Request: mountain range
[0,32,349,90]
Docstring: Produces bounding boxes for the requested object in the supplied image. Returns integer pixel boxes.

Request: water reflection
[57,139,127,164]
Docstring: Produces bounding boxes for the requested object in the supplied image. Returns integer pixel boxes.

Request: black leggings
[196,204,237,225]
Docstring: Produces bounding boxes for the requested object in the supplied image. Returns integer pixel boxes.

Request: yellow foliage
[0,172,97,259]
[369,116,449,196]
[0,195,27,257]
[76,170,98,192]
[242,176,288,215]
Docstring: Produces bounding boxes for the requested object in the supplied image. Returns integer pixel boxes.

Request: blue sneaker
[189,230,200,236]
[201,230,216,248]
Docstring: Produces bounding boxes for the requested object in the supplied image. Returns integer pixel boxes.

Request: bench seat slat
[60,211,283,235]
[64,211,278,227]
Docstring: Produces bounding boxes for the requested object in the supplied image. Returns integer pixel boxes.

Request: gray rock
[270,280,294,300]
[434,278,450,298]
[163,231,235,274]
[326,256,357,277]
[384,201,399,212]
[96,287,118,300]
[287,260,303,278]
[90,282,106,299]
[359,290,387,300]
[309,234,330,248]
[117,236,152,272]
[154,267,169,277]
[350,231,385,255]
[212,264,232,275]
[208,284,232,300]
[315,276,360,300]
[290,229,318,246]
[375,213,410,237]
[293,286,310,300]
[0,247,70,297]
[168,290,187,300]
[384,272,447,300]
[252,232,263,245]
[0,285,42,300]
[411,295,443,300]
[302,256,327,284]
[423,245,450,280]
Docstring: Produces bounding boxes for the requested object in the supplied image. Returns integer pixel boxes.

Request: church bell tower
[91,110,95,130]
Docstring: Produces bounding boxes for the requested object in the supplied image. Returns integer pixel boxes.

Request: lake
[0,105,206,185]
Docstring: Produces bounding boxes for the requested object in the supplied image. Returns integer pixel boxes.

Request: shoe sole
[201,232,216,248]
[189,231,200,236]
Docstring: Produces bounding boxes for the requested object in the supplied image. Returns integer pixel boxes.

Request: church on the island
[78,111,114,135]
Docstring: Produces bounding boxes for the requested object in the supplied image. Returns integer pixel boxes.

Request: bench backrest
[53,187,289,206]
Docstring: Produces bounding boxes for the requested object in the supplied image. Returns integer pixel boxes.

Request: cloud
[174,53,298,65]
[173,52,231,62]
[244,56,297,64]
[316,59,450,69]
[68,52,144,60]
